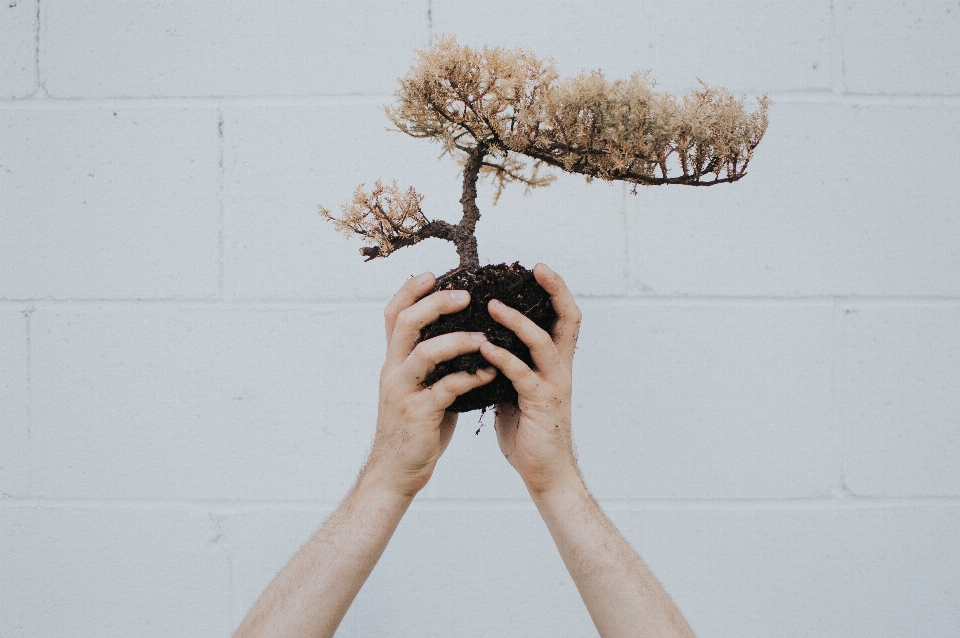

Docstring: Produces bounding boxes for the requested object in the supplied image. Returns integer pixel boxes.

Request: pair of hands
[361,263,582,499]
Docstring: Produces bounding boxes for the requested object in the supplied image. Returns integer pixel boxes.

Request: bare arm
[235,273,495,638]
[530,473,695,638]
[481,264,696,638]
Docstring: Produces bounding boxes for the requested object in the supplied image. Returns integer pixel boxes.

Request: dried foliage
[387,35,768,188]
[386,35,560,202]
[321,35,769,269]
[318,180,429,260]
[522,72,769,186]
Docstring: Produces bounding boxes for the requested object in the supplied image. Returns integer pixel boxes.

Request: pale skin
[234,264,695,638]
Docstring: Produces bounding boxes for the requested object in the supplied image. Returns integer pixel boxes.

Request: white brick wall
[2,1,959,636]
[1,106,223,300]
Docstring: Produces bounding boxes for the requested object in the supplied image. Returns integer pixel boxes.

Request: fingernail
[482,366,497,375]
[451,290,469,302]
[539,263,555,276]
[470,332,487,343]
[416,272,432,283]
[489,299,503,309]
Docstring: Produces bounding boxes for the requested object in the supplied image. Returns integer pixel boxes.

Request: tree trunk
[454,143,487,269]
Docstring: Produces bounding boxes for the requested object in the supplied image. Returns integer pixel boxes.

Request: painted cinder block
[426,410,530,501]
[837,0,960,95]
[473,173,628,296]
[0,0,37,98]
[0,308,31,496]
[433,0,841,94]
[223,100,462,302]
[620,504,960,638]
[311,302,387,500]
[626,101,960,297]
[836,302,960,497]
[0,506,234,637]
[42,0,429,98]
[0,107,221,300]
[27,304,385,500]
[572,299,839,500]
[354,507,596,637]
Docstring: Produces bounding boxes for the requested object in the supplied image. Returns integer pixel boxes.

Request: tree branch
[359,219,459,261]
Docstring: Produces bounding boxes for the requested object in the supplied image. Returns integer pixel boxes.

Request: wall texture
[2,1,959,636]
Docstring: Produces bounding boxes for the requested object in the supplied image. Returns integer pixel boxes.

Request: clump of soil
[420,262,557,412]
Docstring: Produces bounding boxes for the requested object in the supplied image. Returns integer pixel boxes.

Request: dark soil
[420,262,557,412]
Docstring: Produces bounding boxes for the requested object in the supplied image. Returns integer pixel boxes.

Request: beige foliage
[318,180,428,259]
[386,34,559,201]
[387,35,769,188]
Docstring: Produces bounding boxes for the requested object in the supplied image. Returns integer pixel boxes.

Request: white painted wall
[2,1,959,636]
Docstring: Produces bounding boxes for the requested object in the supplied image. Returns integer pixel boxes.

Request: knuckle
[410,340,432,362]
[482,345,504,363]
[383,303,398,324]
[395,306,418,330]
[437,376,464,395]
[381,380,403,404]
[532,329,554,348]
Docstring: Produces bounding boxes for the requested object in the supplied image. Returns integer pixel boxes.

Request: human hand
[362,272,497,498]
[479,264,583,496]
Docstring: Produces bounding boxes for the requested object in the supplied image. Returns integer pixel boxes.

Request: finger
[427,367,497,409]
[487,298,563,374]
[384,272,436,340]
[403,331,488,383]
[479,341,541,396]
[533,263,581,362]
[386,289,471,367]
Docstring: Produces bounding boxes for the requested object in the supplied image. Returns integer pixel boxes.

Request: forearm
[531,475,695,638]
[234,471,412,638]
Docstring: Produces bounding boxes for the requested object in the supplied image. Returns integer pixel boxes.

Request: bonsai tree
[320,35,769,412]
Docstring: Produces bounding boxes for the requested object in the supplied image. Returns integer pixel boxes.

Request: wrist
[525,461,585,502]
[357,455,427,502]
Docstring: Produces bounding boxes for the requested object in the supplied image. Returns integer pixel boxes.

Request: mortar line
[426,0,433,42]
[227,540,236,630]
[830,296,850,498]
[23,306,35,494]
[217,106,227,302]
[4,92,960,109]
[3,496,958,511]
[829,0,849,94]
[33,0,41,96]
[3,296,960,309]
[0,94,396,109]
[619,181,633,293]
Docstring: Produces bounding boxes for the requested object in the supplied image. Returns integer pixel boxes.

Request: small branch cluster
[518,72,769,186]
[386,35,560,202]
[320,36,769,269]
[318,180,430,261]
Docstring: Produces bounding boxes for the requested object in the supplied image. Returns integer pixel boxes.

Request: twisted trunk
[453,143,487,269]
[359,143,487,268]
